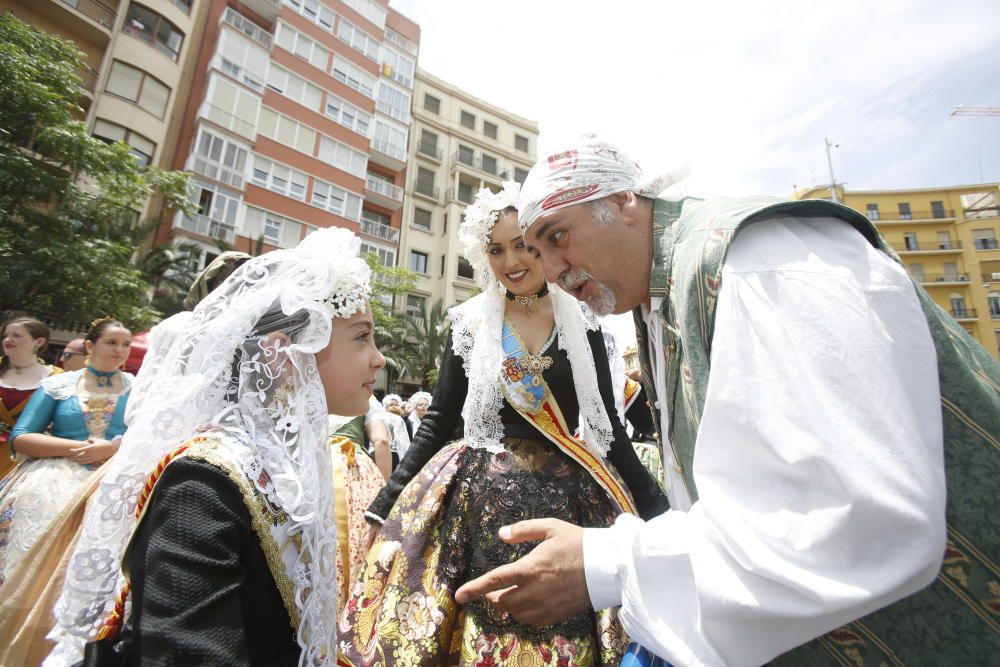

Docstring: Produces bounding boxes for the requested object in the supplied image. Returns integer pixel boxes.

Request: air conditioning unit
[992,272,1000,280]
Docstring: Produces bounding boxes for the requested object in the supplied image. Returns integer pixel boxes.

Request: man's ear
[613,191,643,227]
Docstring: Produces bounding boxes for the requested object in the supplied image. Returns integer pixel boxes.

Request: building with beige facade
[397,69,539,319]
[796,183,1000,360]
[2,0,205,217]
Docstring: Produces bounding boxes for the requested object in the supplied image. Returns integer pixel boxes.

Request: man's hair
[587,198,616,226]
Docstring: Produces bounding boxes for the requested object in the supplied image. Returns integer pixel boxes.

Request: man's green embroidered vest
[636,196,1000,665]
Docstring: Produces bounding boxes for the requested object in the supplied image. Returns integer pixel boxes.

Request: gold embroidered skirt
[338,436,629,666]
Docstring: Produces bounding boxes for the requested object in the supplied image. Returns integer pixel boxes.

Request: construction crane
[950,106,1000,117]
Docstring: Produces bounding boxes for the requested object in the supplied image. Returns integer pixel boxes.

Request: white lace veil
[451,184,614,456]
[47,228,372,667]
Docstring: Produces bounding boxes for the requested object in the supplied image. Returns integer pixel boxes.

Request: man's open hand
[455,518,590,626]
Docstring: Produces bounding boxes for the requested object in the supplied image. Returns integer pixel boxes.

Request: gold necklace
[505,284,549,317]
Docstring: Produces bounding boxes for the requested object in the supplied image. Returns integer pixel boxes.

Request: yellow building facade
[796,183,1000,360]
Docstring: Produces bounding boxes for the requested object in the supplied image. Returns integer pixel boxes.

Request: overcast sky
[392,0,1000,346]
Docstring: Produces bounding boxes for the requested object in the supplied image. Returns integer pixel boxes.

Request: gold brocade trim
[937,528,1000,633]
[817,621,907,667]
[852,621,906,666]
[815,635,861,667]
[329,436,352,603]
[941,396,1000,453]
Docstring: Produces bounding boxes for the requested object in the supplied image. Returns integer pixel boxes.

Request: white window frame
[274,22,330,71]
[331,55,375,98]
[336,17,380,61]
[311,178,364,221]
[318,136,368,178]
[341,0,386,28]
[376,79,411,124]
[283,0,335,31]
[263,217,283,243]
[251,156,308,201]
[267,65,323,112]
[215,28,269,92]
[192,126,249,189]
[325,93,372,136]
[380,44,414,88]
[258,108,318,155]
[360,240,396,268]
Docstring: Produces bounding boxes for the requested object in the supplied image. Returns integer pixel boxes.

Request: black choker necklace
[505,284,549,316]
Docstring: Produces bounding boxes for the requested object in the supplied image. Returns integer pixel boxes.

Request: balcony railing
[365,175,404,202]
[76,64,99,94]
[417,141,442,160]
[360,218,400,243]
[58,0,116,29]
[949,308,977,319]
[180,213,236,243]
[973,238,1000,250]
[451,150,508,179]
[866,209,955,221]
[892,240,963,252]
[384,27,418,55]
[371,138,406,162]
[918,273,970,283]
[375,100,411,125]
[221,7,273,50]
[413,183,439,200]
[122,24,181,61]
[446,187,473,205]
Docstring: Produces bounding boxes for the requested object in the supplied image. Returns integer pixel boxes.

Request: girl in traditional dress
[0,317,62,480]
[0,318,132,584]
[339,182,668,666]
[45,228,383,667]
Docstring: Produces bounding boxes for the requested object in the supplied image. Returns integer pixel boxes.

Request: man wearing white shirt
[456,136,1000,666]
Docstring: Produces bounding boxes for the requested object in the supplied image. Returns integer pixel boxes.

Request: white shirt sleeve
[583,214,946,667]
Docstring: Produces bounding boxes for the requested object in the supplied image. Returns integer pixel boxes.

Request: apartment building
[4,0,419,274]
[149,0,418,273]
[2,0,205,214]
[398,69,539,319]
[796,183,1000,360]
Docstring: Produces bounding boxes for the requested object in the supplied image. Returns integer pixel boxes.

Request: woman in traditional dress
[0,318,132,583]
[45,228,383,667]
[339,182,668,666]
[0,317,62,480]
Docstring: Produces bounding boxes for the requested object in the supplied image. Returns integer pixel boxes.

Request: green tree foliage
[0,14,192,329]
[362,253,417,392]
[403,298,450,391]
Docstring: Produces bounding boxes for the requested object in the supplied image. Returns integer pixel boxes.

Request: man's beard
[559,269,617,316]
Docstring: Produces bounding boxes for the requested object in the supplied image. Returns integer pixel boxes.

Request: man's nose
[539,251,567,285]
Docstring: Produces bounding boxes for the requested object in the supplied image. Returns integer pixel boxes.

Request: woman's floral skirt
[338,436,629,666]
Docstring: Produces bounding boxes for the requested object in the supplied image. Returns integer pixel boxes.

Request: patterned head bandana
[517,134,685,233]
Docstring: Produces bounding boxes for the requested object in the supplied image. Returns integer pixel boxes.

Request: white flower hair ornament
[458,180,521,290]
[285,227,372,321]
